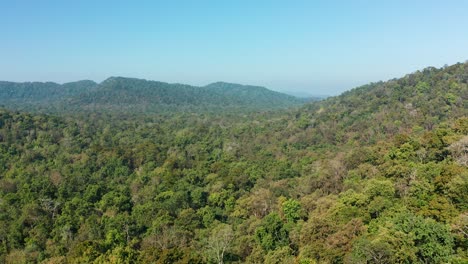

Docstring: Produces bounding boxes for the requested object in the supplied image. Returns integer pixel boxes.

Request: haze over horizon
[1,1,468,95]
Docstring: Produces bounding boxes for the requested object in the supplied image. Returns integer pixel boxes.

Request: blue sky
[1,1,468,95]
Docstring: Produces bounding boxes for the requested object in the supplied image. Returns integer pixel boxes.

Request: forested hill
[70,77,305,112]
[290,62,468,146]
[204,81,297,103]
[0,77,306,113]
[0,80,97,103]
[0,62,466,263]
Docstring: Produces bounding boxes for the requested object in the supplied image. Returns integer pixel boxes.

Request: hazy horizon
[2,1,468,96]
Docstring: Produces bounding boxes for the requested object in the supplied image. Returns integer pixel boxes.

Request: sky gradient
[1,0,468,95]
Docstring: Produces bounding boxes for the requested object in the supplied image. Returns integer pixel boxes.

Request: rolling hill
[0,77,306,113]
[289,63,468,146]
[0,80,97,103]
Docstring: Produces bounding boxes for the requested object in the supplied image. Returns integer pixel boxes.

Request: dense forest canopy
[0,63,467,263]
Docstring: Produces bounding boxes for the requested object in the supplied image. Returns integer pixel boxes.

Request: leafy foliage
[0,62,467,263]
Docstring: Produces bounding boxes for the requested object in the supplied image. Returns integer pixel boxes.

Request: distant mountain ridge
[0,80,97,102]
[0,77,306,113]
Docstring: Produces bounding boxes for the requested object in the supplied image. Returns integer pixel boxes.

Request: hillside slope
[288,63,468,147]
